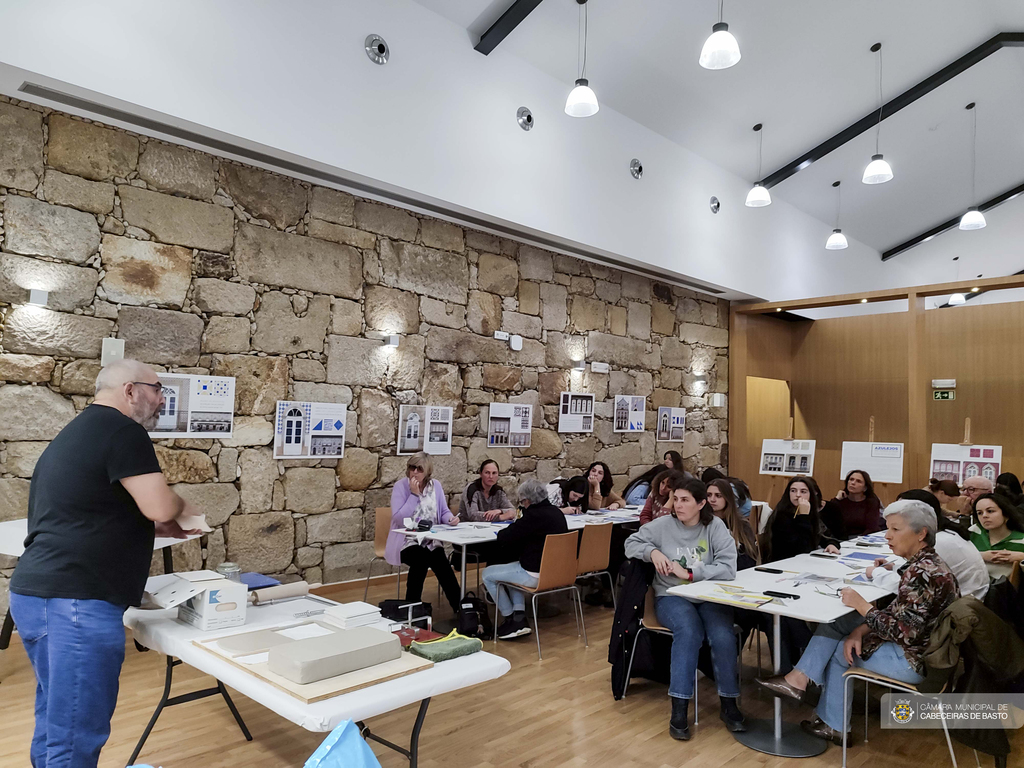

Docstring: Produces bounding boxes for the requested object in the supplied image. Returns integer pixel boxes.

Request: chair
[492,531,586,660]
[1010,561,1021,591]
[841,668,958,768]
[576,523,616,609]
[363,507,402,601]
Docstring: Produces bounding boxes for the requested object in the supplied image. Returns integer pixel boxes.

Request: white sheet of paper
[276,623,335,641]
[839,442,904,484]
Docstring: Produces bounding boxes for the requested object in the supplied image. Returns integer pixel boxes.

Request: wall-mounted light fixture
[366,331,400,347]
[709,393,727,408]
[28,289,48,307]
[574,360,587,371]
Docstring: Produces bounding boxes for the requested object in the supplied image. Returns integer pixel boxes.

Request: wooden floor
[1,575,1018,767]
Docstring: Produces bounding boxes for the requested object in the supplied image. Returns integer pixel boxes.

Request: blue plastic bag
[304,720,381,768]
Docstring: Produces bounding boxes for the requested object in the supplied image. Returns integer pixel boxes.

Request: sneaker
[496,616,532,640]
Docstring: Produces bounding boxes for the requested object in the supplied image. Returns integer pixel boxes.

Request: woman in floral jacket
[756,499,959,745]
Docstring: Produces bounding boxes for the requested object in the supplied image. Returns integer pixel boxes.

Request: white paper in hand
[177,510,213,533]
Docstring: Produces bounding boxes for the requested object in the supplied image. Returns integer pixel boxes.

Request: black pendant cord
[875,47,884,154]
[719,0,725,25]
[576,1,589,80]
[834,181,842,229]
[969,104,978,206]
[756,127,763,179]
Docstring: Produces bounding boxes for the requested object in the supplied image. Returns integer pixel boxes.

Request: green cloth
[409,631,482,662]
[970,528,1024,552]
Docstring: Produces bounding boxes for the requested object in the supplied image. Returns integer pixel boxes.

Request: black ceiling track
[759,32,1024,190]
[474,0,546,55]
[882,180,1024,261]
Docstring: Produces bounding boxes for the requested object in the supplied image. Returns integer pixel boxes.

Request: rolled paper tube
[251,581,309,605]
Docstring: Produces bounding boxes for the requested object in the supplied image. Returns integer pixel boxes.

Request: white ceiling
[416,0,1024,272]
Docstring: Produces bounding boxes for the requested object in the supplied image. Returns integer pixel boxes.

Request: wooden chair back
[373,507,393,559]
[534,532,582,592]
[576,523,613,576]
[643,589,670,632]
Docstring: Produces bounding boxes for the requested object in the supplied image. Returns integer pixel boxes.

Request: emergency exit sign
[933,390,955,401]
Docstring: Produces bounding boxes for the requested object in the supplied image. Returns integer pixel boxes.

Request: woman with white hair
[757,498,960,745]
[481,478,569,640]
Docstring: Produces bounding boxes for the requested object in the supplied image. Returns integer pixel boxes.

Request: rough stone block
[58,359,102,395]
[323,540,375,581]
[292,359,327,382]
[544,332,586,369]
[202,316,250,354]
[467,291,502,336]
[221,415,274,447]
[2,442,47,478]
[661,338,694,369]
[569,276,595,295]
[196,250,234,279]
[238,448,276,513]
[4,307,112,359]
[465,231,500,253]
[99,235,192,308]
[291,382,352,405]
[652,388,681,408]
[0,478,31,521]
[652,302,675,336]
[212,355,289,415]
[538,371,570,405]
[218,447,239,483]
[234,223,362,298]
[172,482,239,527]
[385,334,425,391]
[330,298,363,336]
[252,292,330,355]
[570,296,607,332]
[118,306,202,365]
[0,385,76,441]
[627,302,652,340]
[358,389,393,448]
[283,467,336,514]
[425,327,509,365]
[482,364,521,392]
[420,219,464,252]
[380,241,468,304]
[295,546,323,569]
[192,278,256,315]
[477,253,517,294]
[517,246,554,281]
[676,298,702,324]
[503,311,542,340]
[587,331,661,370]
[222,163,307,229]
[0,354,55,383]
[154,445,215,484]
[609,306,627,336]
[621,273,651,302]
[305,509,362,545]
[47,115,139,181]
[526,429,562,459]
[307,218,375,249]
[336,447,378,490]
[3,195,100,264]
[420,297,465,329]
[699,301,719,326]
[119,185,233,252]
[42,170,114,214]
[228,511,294,572]
[309,187,355,226]
[518,281,540,315]
[354,201,418,241]
[138,141,216,199]
[679,322,729,349]
[325,335,387,387]
[364,285,419,334]
[0,102,43,191]
[0,253,98,311]
[420,361,462,407]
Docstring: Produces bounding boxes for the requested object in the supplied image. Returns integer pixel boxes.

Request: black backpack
[457,591,493,640]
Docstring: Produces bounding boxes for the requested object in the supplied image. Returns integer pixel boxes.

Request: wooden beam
[727,308,748,479]
[735,273,1024,315]
[907,291,929,485]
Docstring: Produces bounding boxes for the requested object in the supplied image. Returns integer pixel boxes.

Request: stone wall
[0,96,729,609]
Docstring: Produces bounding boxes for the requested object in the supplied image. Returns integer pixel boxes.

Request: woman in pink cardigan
[384,452,463,614]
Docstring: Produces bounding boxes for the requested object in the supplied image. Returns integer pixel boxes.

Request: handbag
[456,590,493,640]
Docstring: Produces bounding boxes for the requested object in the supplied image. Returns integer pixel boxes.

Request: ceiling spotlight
[970,287,980,293]
[700,0,741,70]
[517,106,534,131]
[365,35,389,65]
[825,181,848,250]
[862,44,894,184]
[745,124,771,207]
[860,298,868,304]
[948,293,967,306]
[630,158,643,179]
[565,1,599,117]
[959,103,986,231]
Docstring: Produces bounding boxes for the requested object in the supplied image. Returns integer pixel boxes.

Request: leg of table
[128,655,175,766]
[358,697,432,767]
[459,544,468,600]
[0,608,14,651]
[218,681,254,741]
[162,546,174,575]
[774,613,782,739]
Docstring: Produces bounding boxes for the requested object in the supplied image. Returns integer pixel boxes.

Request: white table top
[123,599,510,732]
[397,509,641,547]
[667,552,894,624]
[0,518,201,559]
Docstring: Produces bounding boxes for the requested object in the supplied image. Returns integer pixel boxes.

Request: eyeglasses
[131,381,164,392]
[814,586,842,598]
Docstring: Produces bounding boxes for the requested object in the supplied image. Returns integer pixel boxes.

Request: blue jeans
[9,593,127,768]
[795,611,925,732]
[655,595,739,699]
[481,562,538,617]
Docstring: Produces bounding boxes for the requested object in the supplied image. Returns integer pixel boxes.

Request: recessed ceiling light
[860,298,868,303]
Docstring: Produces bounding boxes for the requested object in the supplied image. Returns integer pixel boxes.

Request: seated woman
[927,478,962,521]
[663,450,683,472]
[996,472,1024,506]
[639,469,682,525]
[549,475,590,515]
[760,476,840,563]
[383,452,462,616]
[587,461,624,510]
[482,479,569,640]
[706,479,758,570]
[757,499,959,745]
[702,467,753,520]
[452,458,517,569]
[824,469,884,540]
[970,492,1024,578]
[622,463,668,506]
[624,476,746,740]
[865,489,988,600]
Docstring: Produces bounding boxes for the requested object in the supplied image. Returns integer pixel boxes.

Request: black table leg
[0,608,14,651]
[357,697,431,767]
[162,546,174,575]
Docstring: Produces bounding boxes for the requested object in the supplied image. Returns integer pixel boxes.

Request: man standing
[9,359,201,768]
[959,476,994,520]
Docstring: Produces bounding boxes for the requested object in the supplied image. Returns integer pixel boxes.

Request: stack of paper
[324,601,382,629]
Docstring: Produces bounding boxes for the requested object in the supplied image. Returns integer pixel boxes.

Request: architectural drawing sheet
[760,439,816,477]
[655,407,686,442]
[930,443,1002,485]
[613,395,646,433]
[487,403,533,448]
[274,400,347,459]
[558,392,595,433]
[149,374,234,439]
[840,442,904,484]
[398,405,453,455]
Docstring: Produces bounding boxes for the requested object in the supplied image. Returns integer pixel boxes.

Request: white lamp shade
[958,208,987,231]
[825,229,849,250]
[699,23,741,70]
[862,154,893,184]
[745,184,771,207]
[948,293,967,305]
[565,79,599,118]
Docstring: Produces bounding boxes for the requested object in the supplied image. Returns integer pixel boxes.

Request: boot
[719,696,748,733]
[669,696,691,741]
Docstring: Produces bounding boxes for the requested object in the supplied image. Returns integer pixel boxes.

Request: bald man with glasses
[959,476,994,520]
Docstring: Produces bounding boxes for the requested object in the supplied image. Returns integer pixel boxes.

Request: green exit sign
[933,390,956,401]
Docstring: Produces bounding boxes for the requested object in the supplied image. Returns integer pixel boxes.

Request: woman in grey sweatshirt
[624,476,746,741]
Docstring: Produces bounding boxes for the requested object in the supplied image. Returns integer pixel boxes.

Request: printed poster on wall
[149,374,234,439]
[613,395,646,433]
[274,400,347,460]
[930,443,1002,485]
[760,439,816,477]
[558,392,595,433]
[840,442,904,484]
[398,405,453,455]
[655,407,686,442]
[487,403,533,448]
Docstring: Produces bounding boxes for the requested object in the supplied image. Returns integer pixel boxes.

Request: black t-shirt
[11,404,162,608]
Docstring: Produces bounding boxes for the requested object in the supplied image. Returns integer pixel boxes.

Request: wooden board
[193,634,433,704]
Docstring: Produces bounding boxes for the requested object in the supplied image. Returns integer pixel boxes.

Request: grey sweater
[624,514,737,597]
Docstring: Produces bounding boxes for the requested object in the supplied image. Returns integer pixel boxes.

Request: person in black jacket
[761,476,840,562]
[481,478,569,640]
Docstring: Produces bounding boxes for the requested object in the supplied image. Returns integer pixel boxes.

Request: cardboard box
[145,570,247,631]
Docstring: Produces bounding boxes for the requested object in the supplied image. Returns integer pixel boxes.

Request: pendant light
[745,124,771,207]
[948,257,966,305]
[959,102,986,230]
[699,0,741,70]
[862,43,893,184]
[825,180,848,250]
[565,0,599,117]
